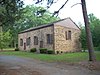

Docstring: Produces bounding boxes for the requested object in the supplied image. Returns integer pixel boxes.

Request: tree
[20,5,59,28]
[0,0,23,27]
[81,0,96,61]
[80,14,100,51]
[80,26,87,51]
[0,0,24,48]
[0,30,11,50]
[89,14,100,48]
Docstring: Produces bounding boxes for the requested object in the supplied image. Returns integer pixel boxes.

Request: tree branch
[71,3,81,8]
[52,0,69,17]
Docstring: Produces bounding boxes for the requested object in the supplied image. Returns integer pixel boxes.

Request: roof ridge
[19,17,80,34]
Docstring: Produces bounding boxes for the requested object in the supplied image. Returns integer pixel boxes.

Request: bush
[15,48,19,51]
[94,46,100,51]
[94,47,98,51]
[30,48,36,52]
[40,48,47,54]
[98,46,100,51]
[47,50,54,54]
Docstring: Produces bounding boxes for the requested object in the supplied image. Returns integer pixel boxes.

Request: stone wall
[54,25,81,54]
[18,26,54,51]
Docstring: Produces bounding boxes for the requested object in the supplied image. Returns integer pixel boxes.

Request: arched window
[20,39,23,46]
[34,36,38,45]
[26,37,31,46]
[47,34,53,44]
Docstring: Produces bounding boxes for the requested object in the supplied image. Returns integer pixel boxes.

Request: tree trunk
[81,0,96,61]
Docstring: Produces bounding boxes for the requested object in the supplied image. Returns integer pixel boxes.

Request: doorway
[24,43,26,50]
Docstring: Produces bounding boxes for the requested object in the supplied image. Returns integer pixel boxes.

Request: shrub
[94,46,100,51]
[94,47,98,51]
[30,48,36,52]
[40,48,47,54]
[47,50,54,54]
[98,46,100,51]
[15,48,19,51]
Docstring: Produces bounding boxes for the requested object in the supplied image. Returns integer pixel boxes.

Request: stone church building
[18,18,81,54]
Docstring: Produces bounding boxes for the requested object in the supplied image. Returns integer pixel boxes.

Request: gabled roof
[54,17,80,30]
[19,17,80,34]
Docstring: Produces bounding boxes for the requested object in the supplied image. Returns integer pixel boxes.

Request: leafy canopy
[0,30,12,50]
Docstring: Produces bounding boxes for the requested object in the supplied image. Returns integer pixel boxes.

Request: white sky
[23,0,100,25]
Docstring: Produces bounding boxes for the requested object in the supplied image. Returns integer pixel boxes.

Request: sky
[23,0,100,25]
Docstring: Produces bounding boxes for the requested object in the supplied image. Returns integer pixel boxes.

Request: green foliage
[94,45,100,51]
[89,14,100,47]
[17,5,59,30]
[47,50,54,54]
[30,48,37,52]
[0,0,24,48]
[0,0,23,25]
[97,46,100,51]
[40,48,47,54]
[80,13,100,50]
[0,30,12,50]
[15,48,20,51]
[80,26,87,50]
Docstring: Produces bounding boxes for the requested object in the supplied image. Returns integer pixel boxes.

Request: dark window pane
[26,37,31,46]
[47,34,53,44]
[65,31,71,40]
[68,31,71,40]
[34,36,38,45]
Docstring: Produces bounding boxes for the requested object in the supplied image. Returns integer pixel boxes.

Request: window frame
[65,30,71,40]
[68,30,71,40]
[34,36,38,45]
[26,37,31,46]
[46,34,53,44]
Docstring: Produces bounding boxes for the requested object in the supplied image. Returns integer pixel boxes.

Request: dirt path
[0,55,100,75]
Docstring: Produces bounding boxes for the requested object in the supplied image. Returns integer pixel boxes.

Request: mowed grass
[0,51,100,62]
[1,48,15,51]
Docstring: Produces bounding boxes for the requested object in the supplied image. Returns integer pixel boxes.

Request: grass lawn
[1,48,15,51]
[0,51,100,62]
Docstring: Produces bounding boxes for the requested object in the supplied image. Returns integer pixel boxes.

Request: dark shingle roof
[18,17,79,34]
[19,18,67,34]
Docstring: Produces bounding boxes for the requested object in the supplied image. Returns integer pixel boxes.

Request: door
[40,41,43,48]
[24,43,26,50]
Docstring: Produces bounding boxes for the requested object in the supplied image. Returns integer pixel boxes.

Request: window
[20,39,23,46]
[26,37,31,46]
[65,31,68,40]
[65,30,71,40]
[68,31,71,40]
[34,36,38,45]
[47,34,53,44]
